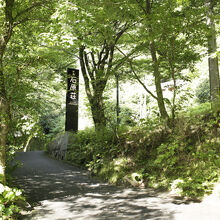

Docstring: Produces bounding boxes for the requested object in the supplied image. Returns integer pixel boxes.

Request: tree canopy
[0,2,219,215]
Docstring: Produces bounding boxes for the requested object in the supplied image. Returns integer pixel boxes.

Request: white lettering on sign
[68,71,78,105]
[70,92,77,100]
[69,74,77,92]
[70,77,77,84]
[72,70,76,76]
[70,84,77,91]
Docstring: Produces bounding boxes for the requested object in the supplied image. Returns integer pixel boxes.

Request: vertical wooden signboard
[65,68,79,132]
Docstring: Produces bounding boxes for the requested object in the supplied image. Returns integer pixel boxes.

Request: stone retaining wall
[47,132,75,160]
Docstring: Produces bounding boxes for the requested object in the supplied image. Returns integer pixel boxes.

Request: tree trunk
[0,68,9,184]
[115,73,120,125]
[90,94,106,130]
[145,0,169,121]
[0,104,8,185]
[23,135,33,152]
[79,46,108,129]
[150,42,169,120]
[206,0,220,111]
[0,0,15,184]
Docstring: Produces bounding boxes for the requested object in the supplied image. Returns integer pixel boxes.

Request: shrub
[186,102,211,117]
[65,113,220,199]
[65,127,119,168]
[0,184,24,219]
[195,78,210,104]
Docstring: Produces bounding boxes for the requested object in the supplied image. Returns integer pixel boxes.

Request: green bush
[65,113,220,199]
[186,102,211,117]
[195,78,210,104]
[147,113,220,198]
[104,101,138,128]
[152,139,219,198]
[0,184,24,220]
[65,127,119,168]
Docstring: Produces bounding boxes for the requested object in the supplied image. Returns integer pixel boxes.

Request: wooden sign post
[65,68,79,132]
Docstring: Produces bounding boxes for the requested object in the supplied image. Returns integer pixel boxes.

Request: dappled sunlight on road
[12,151,220,220]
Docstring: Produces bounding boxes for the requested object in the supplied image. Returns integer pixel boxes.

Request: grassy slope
[65,107,220,199]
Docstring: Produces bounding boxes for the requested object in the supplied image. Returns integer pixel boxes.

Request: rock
[47,132,75,160]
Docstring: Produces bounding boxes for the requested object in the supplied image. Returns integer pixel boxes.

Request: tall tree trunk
[145,0,169,121]
[115,73,120,125]
[90,92,106,130]
[168,37,177,125]
[0,67,9,185]
[79,46,107,129]
[0,104,9,185]
[0,0,15,184]
[78,19,127,130]
[206,0,220,111]
[150,42,169,120]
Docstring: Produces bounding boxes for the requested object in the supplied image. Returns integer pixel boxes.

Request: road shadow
[12,151,192,220]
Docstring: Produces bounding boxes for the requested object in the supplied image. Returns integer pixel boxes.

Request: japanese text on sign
[69,71,78,105]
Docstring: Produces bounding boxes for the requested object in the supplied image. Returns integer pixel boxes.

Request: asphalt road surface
[12,151,220,220]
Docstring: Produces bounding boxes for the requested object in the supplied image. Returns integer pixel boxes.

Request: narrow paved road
[12,151,220,220]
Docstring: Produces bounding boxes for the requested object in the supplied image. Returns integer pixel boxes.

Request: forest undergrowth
[65,107,220,200]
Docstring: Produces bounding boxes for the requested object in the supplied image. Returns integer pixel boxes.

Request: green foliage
[0,184,24,220]
[195,78,211,104]
[144,113,219,198]
[65,127,120,170]
[154,139,219,198]
[40,111,65,137]
[0,0,219,206]
[104,101,138,127]
[98,157,132,184]
[66,110,220,199]
[186,102,212,116]
[65,126,139,186]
